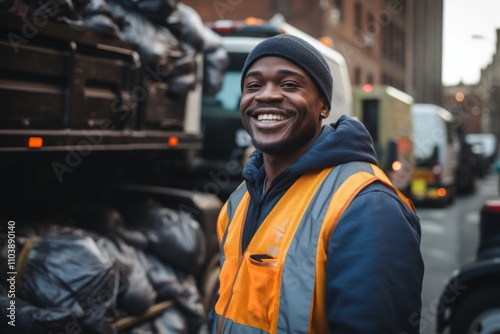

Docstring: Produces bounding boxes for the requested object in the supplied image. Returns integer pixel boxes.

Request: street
[419,171,499,334]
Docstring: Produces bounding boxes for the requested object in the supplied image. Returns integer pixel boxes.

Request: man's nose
[255,83,283,102]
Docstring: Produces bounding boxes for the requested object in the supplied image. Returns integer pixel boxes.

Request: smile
[257,114,287,121]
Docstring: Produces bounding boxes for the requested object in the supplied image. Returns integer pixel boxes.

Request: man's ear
[319,99,330,119]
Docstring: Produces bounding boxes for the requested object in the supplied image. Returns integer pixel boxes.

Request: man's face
[240,56,328,156]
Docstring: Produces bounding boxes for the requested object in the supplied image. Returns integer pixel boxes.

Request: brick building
[184,0,444,105]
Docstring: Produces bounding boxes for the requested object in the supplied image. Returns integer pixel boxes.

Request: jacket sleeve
[326,182,424,333]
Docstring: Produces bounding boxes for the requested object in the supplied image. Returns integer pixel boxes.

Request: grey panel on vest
[277,162,375,333]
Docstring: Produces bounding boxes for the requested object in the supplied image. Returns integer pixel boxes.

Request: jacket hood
[243,115,378,187]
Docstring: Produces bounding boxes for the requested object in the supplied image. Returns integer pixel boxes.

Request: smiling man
[209,34,424,334]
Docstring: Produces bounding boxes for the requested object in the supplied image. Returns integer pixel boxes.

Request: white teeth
[257,114,286,121]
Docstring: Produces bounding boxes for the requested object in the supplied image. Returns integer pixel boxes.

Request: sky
[442,0,500,86]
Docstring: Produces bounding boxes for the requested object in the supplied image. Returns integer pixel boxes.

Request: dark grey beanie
[240,34,333,110]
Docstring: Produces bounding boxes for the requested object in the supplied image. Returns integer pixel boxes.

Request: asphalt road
[418,171,499,334]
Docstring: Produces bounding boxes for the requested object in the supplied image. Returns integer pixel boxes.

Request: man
[209,34,423,333]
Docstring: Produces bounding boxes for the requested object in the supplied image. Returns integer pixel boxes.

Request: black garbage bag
[19,234,119,334]
[70,203,158,315]
[121,199,207,275]
[21,0,79,21]
[162,50,198,97]
[203,46,228,96]
[166,3,205,52]
[116,226,149,250]
[22,0,126,37]
[0,286,83,334]
[200,26,228,96]
[68,202,149,250]
[153,306,189,334]
[107,0,181,68]
[145,254,206,334]
[106,1,201,96]
[117,0,178,26]
[66,0,126,36]
[124,305,188,334]
[115,246,157,314]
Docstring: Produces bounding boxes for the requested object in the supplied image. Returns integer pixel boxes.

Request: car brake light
[213,26,233,34]
[483,200,500,213]
[392,160,402,171]
[437,188,447,197]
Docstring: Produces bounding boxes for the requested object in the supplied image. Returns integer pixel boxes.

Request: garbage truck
[0,1,225,333]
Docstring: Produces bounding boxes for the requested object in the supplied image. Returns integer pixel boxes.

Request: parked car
[456,139,477,194]
[466,133,498,177]
[436,200,500,333]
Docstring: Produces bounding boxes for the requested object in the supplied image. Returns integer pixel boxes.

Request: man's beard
[252,128,317,156]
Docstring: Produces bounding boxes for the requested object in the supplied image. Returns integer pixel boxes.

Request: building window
[354,66,361,85]
[330,0,343,23]
[367,73,374,84]
[364,11,375,49]
[274,0,292,14]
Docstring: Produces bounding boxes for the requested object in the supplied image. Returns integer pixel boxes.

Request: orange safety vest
[212,162,415,334]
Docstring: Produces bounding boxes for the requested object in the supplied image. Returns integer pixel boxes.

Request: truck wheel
[449,286,500,334]
[201,254,220,313]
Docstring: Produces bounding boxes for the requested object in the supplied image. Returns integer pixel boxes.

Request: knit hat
[240,34,333,110]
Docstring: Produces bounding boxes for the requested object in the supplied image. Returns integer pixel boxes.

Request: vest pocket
[242,255,283,328]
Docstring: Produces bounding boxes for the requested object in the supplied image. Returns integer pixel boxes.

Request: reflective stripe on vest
[213,162,416,334]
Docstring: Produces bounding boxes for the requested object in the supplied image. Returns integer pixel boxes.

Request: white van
[410,103,460,205]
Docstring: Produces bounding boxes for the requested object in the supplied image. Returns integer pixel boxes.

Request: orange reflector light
[168,136,179,147]
[244,17,265,25]
[437,188,447,197]
[318,36,334,48]
[392,161,402,171]
[28,137,43,148]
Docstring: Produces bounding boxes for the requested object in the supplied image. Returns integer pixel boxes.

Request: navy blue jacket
[210,115,424,333]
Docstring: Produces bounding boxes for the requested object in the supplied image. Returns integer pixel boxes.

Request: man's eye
[246,83,261,90]
[281,81,299,88]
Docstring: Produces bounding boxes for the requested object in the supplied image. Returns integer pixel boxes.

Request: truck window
[202,52,247,115]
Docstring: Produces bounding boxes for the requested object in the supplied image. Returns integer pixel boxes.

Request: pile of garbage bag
[0,200,208,334]
[5,0,228,97]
